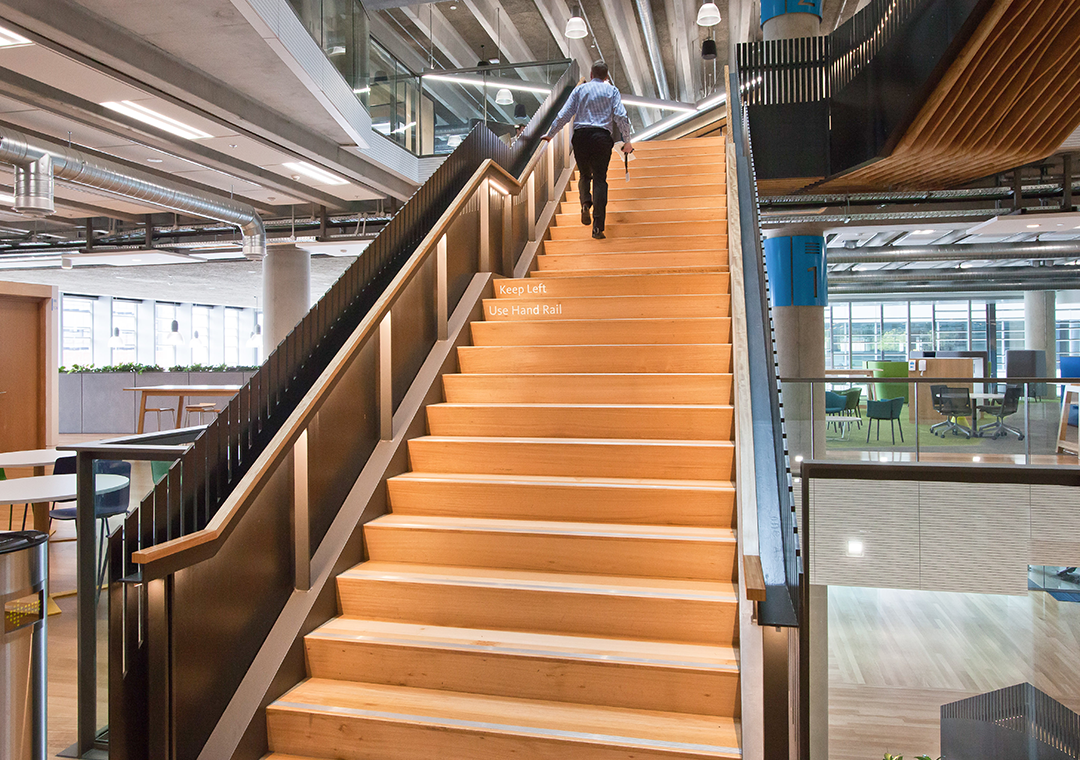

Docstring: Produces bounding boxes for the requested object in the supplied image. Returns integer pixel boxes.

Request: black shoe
[580,205,591,225]
[592,228,605,240]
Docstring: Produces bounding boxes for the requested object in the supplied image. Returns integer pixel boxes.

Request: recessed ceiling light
[147,158,163,163]
[1027,224,1041,228]
[282,161,350,186]
[912,229,937,235]
[102,100,213,140]
[0,25,32,48]
[228,143,238,148]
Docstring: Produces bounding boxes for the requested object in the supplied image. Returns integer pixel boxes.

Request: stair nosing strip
[344,571,735,601]
[272,700,740,754]
[308,630,738,670]
[372,521,732,542]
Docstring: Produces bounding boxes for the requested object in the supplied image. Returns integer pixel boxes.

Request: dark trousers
[572,127,615,231]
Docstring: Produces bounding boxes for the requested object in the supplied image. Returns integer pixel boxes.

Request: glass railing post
[810,381,816,460]
[913,379,920,463]
[1025,381,1032,464]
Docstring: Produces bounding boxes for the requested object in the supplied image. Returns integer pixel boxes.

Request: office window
[191,305,210,365]
[935,302,969,351]
[909,303,933,353]
[224,308,240,366]
[970,301,989,353]
[155,303,178,368]
[996,301,1025,364]
[110,299,138,365]
[850,302,881,369]
[829,302,851,370]
[62,295,95,366]
[881,302,908,361]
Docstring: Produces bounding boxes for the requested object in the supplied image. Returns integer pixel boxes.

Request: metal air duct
[633,0,671,100]
[0,126,266,259]
[830,265,1078,285]
[828,241,1080,265]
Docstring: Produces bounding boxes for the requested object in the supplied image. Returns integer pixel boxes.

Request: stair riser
[566,186,724,203]
[560,197,727,215]
[457,345,732,374]
[304,637,738,715]
[268,707,739,760]
[493,273,729,298]
[336,577,737,645]
[442,374,734,404]
[482,295,729,321]
[543,237,726,256]
[554,209,726,227]
[532,265,726,278]
[549,224,726,243]
[537,253,726,272]
[365,526,736,581]
[387,478,735,527]
[407,440,736,480]
[426,405,734,440]
[578,157,724,171]
[471,318,732,345]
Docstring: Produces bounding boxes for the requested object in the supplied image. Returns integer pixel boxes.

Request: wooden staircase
[264,135,741,759]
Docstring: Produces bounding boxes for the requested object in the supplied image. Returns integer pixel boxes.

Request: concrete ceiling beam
[532,0,595,81]
[461,0,537,64]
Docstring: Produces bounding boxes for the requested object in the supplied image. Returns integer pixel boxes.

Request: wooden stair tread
[496,272,730,298]
[312,617,739,669]
[271,679,741,754]
[339,561,737,599]
[368,514,736,542]
[413,434,735,448]
[531,265,727,277]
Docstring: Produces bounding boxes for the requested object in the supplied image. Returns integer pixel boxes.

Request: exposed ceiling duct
[632,0,671,100]
[829,265,1080,295]
[830,280,1080,295]
[828,241,1080,265]
[0,126,266,259]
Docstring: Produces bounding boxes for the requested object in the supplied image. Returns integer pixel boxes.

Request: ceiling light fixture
[167,319,184,346]
[189,329,205,349]
[102,101,214,140]
[447,134,463,148]
[696,0,721,26]
[701,38,718,60]
[246,323,262,349]
[495,88,514,106]
[1027,224,1041,229]
[422,73,552,95]
[565,6,588,38]
[108,327,124,348]
[0,25,32,48]
[282,161,350,186]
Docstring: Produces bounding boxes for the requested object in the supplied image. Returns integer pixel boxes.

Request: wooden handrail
[743,554,767,602]
[133,132,564,570]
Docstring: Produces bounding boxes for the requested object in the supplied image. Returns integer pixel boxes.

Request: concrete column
[764,228,827,466]
[761,0,823,41]
[262,244,312,355]
[1025,290,1056,395]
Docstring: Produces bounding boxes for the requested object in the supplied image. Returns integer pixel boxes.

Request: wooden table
[125,385,241,433]
[0,448,72,532]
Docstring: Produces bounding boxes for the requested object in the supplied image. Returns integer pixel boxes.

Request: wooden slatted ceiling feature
[816,0,1080,192]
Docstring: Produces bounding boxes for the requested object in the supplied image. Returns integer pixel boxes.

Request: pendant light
[189,330,205,349]
[701,38,718,60]
[166,319,184,346]
[246,323,262,349]
[108,327,124,348]
[495,88,514,105]
[477,44,490,67]
[447,134,462,148]
[565,5,588,39]
[514,103,527,120]
[696,0,721,26]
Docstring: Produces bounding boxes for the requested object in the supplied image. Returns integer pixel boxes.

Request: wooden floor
[828,584,1080,759]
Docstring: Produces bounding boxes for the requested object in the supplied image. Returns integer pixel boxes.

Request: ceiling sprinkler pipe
[828,241,1080,265]
[830,266,1080,284]
[0,126,266,259]
[830,280,1080,295]
[632,0,671,100]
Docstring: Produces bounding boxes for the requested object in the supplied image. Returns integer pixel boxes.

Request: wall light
[847,539,865,557]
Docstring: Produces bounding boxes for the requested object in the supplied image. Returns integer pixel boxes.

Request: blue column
[760,0,823,25]
[764,235,827,307]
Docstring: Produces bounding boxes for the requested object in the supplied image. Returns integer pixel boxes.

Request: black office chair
[50,459,131,604]
[929,384,949,436]
[977,384,1024,440]
[935,387,973,438]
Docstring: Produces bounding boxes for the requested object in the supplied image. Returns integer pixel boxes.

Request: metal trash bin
[0,530,47,760]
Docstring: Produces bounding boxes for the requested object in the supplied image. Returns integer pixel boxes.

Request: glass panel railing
[780,377,1080,466]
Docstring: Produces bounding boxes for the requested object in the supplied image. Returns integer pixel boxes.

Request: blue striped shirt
[545,79,632,142]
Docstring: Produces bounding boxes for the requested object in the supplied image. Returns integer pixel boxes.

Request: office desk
[126,385,241,433]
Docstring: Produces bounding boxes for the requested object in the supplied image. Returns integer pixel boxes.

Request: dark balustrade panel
[487,186,505,273]
[389,255,438,411]
[445,190,481,315]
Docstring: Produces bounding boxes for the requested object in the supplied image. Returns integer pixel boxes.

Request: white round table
[0,474,128,507]
[0,448,71,469]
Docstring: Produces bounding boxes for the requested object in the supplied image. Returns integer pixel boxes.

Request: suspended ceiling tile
[200,135,296,167]
[0,106,141,150]
[0,44,146,104]
[118,96,237,140]
[968,212,1080,236]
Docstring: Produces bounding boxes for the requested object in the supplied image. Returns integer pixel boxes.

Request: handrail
[132,158,524,573]
[728,65,799,628]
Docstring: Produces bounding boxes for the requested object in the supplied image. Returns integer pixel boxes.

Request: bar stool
[183,403,219,426]
[140,406,175,432]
